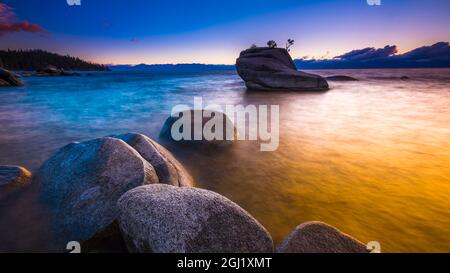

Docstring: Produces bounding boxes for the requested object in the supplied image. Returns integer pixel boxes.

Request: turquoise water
[1,69,450,252]
[0,71,243,169]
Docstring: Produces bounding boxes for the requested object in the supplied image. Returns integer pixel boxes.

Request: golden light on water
[184,70,450,252]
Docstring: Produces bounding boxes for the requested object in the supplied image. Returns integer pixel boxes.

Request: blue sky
[1,0,449,64]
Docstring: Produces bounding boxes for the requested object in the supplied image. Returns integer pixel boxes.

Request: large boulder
[0,67,24,87]
[276,221,368,253]
[110,133,193,187]
[37,137,159,241]
[236,47,328,91]
[160,110,237,148]
[117,184,274,253]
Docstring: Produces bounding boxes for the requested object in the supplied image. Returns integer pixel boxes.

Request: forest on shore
[0,49,109,71]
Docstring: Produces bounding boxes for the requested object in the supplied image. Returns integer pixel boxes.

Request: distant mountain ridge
[294,42,450,69]
[109,63,235,72]
[0,49,109,71]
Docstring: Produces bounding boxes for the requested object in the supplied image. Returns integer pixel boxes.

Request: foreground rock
[37,137,159,241]
[160,110,237,148]
[326,75,358,81]
[236,47,328,91]
[277,221,368,253]
[0,68,24,87]
[111,133,193,187]
[117,184,274,253]
[0,165,32,189]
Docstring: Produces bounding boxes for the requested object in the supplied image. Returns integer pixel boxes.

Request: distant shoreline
[108,63,450,72]
[0,50,109,72]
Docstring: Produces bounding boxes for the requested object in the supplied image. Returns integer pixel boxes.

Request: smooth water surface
[0,69,449,252]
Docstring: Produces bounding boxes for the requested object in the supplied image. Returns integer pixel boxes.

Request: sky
[0,0,449,65]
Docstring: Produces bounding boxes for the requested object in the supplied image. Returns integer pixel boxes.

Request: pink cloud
[0,3,46,36]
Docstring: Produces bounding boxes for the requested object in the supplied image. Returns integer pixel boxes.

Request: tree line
[0,49,109,71]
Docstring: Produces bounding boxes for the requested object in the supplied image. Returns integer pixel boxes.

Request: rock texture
[160,110,237,148]
[37,137,159,241]
[0,165,32,189]
[0,67,24,87]
[236,47,328,91]
[117,184,274,253]
[110,133,193,187]
[277,221,368,253]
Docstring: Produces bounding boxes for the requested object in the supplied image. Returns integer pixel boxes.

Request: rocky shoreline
[0,131,369,253]
[0,67,24,87]
[0,65,94,87]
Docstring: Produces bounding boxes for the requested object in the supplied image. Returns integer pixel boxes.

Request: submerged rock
[110,133,193,187]
[277,221,368,253]
[0,68,24,87]
[326,75,359,81]
[37,137,159,241]
[235,47,328,91]
[117,184,274,253]
[0,165,32,189]
[160,110,237,148]
[36,65,64,76]
[35,65,81,77]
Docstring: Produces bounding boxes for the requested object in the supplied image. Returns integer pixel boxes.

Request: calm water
[0,69,449,252]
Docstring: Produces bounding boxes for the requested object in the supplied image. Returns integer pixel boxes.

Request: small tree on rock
[286,39,295,52]
[267,40,277,48]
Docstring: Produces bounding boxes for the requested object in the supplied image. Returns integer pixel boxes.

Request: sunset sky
[1,0,449,64]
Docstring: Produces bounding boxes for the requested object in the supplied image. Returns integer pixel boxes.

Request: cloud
[335,45,398,61]
[0,3,46,36]
[399,42,450,61]
[294,42,450,69]
[0,21,45,34]
[129,38,140,43]
[0,3,15,23]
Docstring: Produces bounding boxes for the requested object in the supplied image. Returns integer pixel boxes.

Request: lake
[0,68,449,252]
